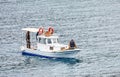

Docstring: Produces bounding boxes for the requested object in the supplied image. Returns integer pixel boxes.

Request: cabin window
[47,39,52,44]
[43,38,46,44]
[53,38,58,43]
[39,38,41,43]
[41,38,46,44]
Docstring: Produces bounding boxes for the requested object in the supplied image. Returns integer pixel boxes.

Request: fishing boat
[21,27,80,59]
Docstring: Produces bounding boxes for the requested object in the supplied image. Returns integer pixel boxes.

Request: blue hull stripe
[22,51,67,59]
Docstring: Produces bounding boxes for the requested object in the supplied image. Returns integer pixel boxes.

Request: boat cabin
[37,35,67,52]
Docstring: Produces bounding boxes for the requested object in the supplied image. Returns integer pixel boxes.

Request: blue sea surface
[0,0,120,77]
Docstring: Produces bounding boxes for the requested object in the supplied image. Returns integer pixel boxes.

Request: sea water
[0,0,120,77]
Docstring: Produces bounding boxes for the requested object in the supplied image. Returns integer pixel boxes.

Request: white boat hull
[21,48,80,59]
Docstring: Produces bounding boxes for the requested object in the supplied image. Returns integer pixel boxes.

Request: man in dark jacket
[26,31,31,48]
[69,39,77,49]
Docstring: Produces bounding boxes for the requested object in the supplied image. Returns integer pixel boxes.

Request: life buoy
[48,27,54,34]
[38,27,44,35]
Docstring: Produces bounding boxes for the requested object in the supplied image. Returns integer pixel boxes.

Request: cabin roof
[22,28,59,39]
[22,28,38,32]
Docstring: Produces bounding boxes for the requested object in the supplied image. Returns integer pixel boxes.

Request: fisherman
[68,39,77,49]
[26,31,31,48]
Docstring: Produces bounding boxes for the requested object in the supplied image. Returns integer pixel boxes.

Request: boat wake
[23,55,82,65]
[52,58,82,65]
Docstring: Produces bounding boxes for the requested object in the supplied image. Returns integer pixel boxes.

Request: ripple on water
[0,0,120,77]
